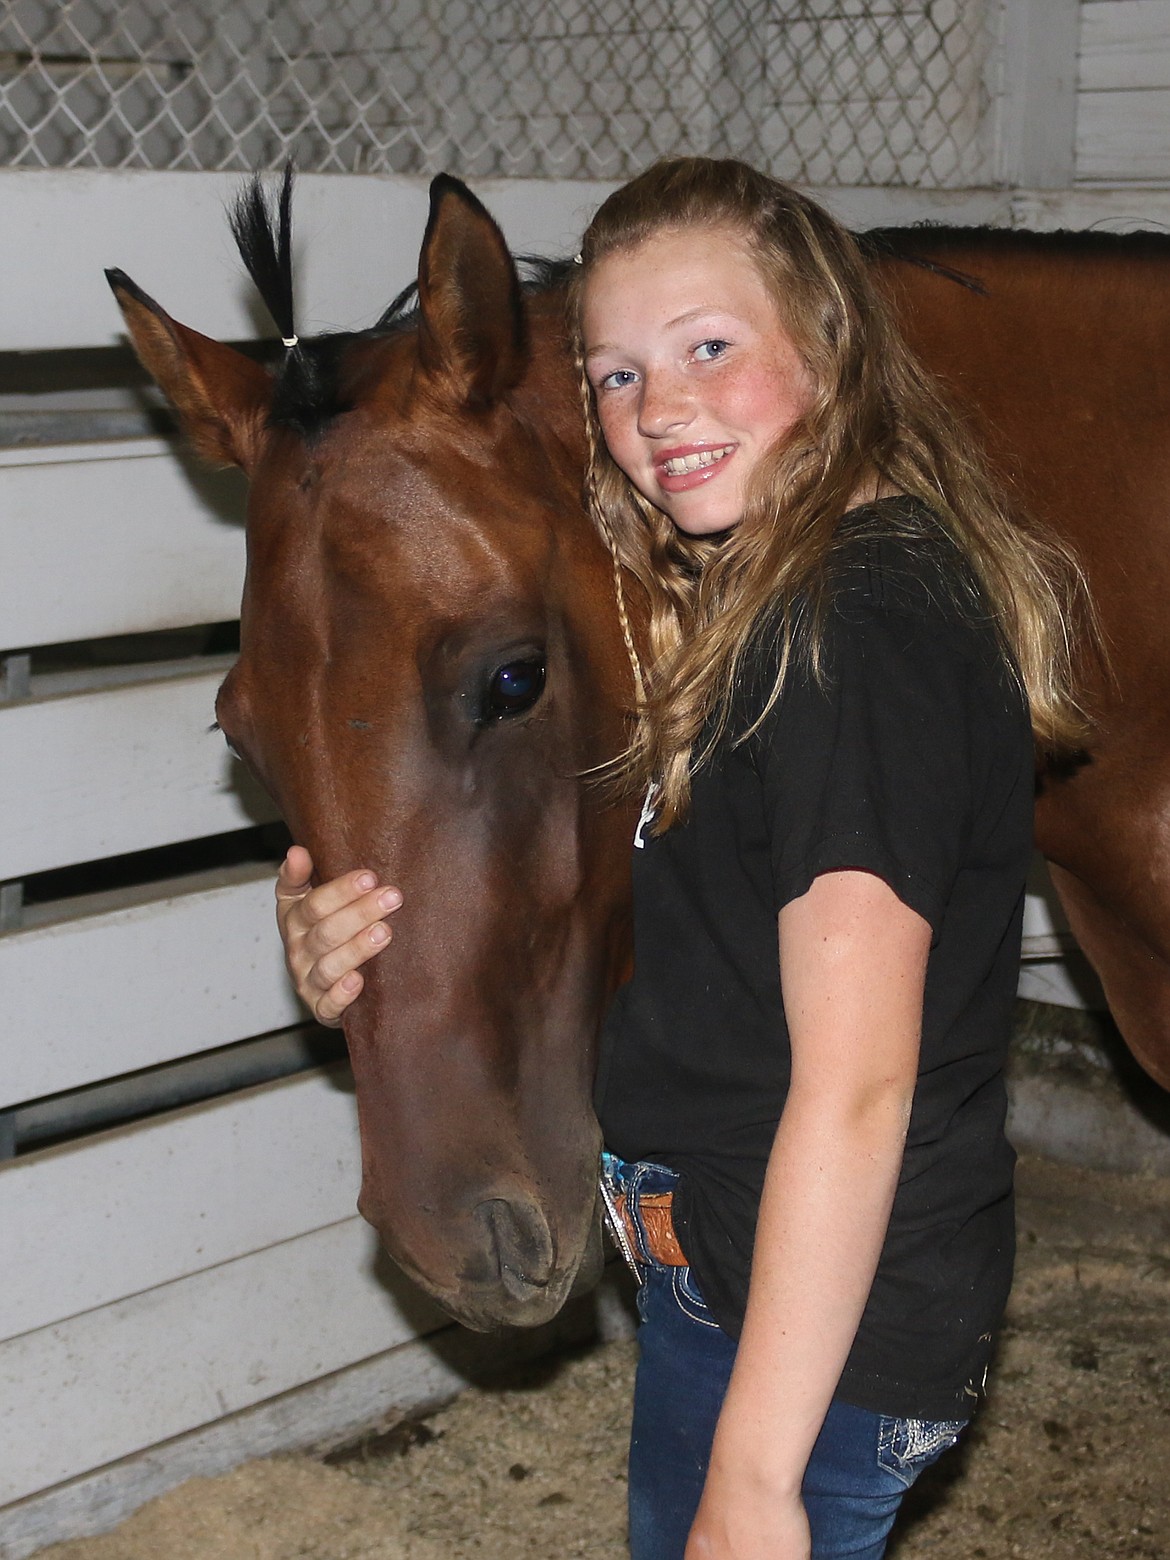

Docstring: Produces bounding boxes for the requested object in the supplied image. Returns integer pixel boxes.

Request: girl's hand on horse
[275,845,402,1026]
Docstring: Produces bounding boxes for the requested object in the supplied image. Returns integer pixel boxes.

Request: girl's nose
[637,374,692,438]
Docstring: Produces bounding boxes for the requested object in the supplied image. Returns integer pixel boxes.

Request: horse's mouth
[444,1267,579,1331]
[391,1196,606,1332]
[499,1260,550,1299]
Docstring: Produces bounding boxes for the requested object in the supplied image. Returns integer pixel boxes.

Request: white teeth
[662,447,732,476]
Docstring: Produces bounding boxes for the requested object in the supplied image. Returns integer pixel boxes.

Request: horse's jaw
[343,967,606,1330]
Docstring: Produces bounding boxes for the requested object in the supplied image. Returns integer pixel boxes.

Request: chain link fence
[0,0,993,186]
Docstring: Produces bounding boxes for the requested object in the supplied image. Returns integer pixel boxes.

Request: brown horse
[108,176,1170,1332]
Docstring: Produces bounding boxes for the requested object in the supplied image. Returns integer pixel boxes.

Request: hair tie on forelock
[282,334,299,348]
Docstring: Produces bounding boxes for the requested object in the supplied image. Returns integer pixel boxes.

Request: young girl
[275,159,1089,1559]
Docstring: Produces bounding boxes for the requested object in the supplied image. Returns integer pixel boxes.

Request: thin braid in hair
[576,360,647,709]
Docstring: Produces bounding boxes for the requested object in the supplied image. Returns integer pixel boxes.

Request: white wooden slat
[0,170,615,352]
[1020,854,1075,961]
[0,667,276,880]
[0,1215,445,1508]
[488,0,712,36]
[1010,185,1170,230]
[1,1070,361,1342]
[996,0,1080,188]
[2,865,301,1105]
[1076,87,1170,181]
[1080,1,1170,92]
[757,108,970,190]
[0,442,245,651]
[1017,956,1104,1009]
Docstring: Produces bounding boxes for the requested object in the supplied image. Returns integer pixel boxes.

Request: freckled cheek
[718,368,810,442]
[596,408,643,482]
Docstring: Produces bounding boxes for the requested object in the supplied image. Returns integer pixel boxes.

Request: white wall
[1078,0,1170,181]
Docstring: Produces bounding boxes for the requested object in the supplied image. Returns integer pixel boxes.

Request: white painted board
[1076,87,1170,182]
[1017,955,1104,1010]
[1080,0,1170,92]
[0,442,245,651]
[995,0,1079,188]
[1010,185,1170,231]
[1,865,302,1105]
[0,1069,361,1342]
[1020,854,1075,960]
[0,666,276,880]
[0,1213,445,1507]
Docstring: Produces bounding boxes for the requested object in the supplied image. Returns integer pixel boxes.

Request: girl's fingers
[277,863,375,923]
[274,848,403,1021]
[301,885,403,965]
[313,971,365,1028]
[276,844,315,898]
[276,859,402,945]
[306,916,396,992]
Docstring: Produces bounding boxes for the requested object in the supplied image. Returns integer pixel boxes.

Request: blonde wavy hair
[566,157,1096,831]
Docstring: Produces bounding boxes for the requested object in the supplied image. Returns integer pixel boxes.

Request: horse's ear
[106,269,272,470]
[415,175,526,408]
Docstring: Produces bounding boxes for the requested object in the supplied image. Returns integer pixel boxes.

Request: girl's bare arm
[687,868,930,1560]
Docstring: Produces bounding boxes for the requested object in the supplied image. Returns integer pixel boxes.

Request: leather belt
[614,1188,688,1266]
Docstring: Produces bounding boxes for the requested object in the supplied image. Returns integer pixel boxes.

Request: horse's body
[110,180,1170,1332]
[876,230,1170,1092]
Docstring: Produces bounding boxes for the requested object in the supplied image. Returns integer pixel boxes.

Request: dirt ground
[42,1153,1170,1560]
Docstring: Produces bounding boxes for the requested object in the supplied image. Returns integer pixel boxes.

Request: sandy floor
[41,1154,1170,1560]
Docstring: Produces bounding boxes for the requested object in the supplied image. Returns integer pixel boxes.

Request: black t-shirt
[596,500,1035,1421]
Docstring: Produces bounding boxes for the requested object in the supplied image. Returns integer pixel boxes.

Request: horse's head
[109,175,636,1328]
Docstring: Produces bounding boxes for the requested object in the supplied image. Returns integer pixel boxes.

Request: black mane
[860,221,1170,296]
[229,167,572,439]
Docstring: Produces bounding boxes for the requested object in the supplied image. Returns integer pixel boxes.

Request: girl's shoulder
[736,496,1020,730]
[826,496,983,628]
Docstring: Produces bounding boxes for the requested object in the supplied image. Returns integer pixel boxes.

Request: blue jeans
[603,1155,967,1560]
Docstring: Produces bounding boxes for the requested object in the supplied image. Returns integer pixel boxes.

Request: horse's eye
[483,657,546,721]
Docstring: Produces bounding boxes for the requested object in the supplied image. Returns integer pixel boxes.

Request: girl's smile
[582,225,814,535]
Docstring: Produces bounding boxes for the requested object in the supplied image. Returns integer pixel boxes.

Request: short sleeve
[759,600,981,934]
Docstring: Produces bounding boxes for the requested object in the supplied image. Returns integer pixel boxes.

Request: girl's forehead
[583,224,776,323]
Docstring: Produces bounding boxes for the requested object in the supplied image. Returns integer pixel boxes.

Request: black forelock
[229,170,573,440]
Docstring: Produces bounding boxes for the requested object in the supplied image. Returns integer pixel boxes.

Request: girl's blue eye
[599,368,638,391]
[694,339,729,362]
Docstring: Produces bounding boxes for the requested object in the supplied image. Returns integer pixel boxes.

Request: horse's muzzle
[421,1188,595,1330]
[473,1195,556,1300]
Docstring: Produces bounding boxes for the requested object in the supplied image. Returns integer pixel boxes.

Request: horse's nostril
[474,1197,556,1299]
